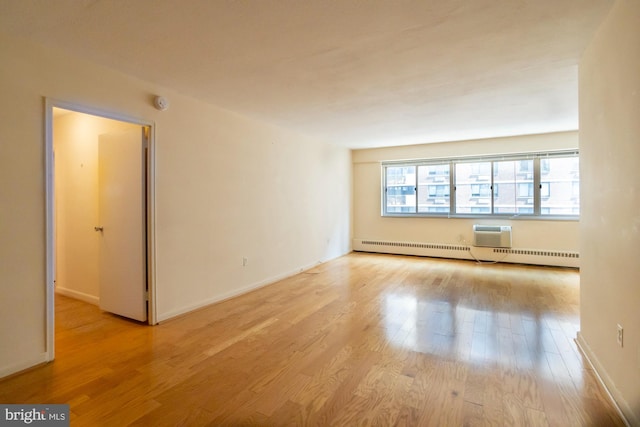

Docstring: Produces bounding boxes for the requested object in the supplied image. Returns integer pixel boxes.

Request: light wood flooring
[0,253,626,426]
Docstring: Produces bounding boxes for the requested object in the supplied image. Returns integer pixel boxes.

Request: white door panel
[98,129,147,321]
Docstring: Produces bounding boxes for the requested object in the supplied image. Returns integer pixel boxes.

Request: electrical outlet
[242,257,248,267]
[616,324,623,347]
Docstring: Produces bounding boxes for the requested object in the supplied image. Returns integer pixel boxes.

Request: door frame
[44,98,158,362]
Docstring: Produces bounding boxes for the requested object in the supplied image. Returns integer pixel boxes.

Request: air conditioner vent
[473,225,512,248]
[474,225,502,232]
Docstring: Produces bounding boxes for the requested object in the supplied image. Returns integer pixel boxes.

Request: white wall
[54,112,140,304]
[578,0,640,423]
[0,31,351,377]
[353,132,580,263]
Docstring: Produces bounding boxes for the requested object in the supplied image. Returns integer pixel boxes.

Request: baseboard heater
[352,238,579,268]
[473,225,512,248]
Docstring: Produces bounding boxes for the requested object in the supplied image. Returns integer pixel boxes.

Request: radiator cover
[352,238,579,268]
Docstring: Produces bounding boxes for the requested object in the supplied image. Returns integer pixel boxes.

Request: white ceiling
[0,0,613,149]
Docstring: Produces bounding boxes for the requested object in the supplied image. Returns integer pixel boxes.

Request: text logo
[0,405,69,426]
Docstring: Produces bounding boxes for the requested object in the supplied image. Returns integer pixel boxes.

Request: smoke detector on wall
[153,96,169,111]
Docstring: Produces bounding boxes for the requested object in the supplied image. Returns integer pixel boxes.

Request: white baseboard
[575,332,635,427]
[0,352,48,380]
[55,286,99,306]
[353,238,579,268]
[156,259,329,323]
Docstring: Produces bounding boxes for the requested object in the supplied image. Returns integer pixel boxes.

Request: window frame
[381,150,579,220]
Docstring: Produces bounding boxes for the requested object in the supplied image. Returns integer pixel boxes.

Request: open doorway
[44,100,157,362]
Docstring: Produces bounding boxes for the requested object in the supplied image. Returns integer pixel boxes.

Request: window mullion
[414,165,418,213]
[382,166,387,216]
[533,158,541,215]
[490,161,495,214]
[450,161,456,214]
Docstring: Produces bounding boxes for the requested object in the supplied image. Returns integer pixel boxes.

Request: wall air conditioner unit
[473,225,512,248]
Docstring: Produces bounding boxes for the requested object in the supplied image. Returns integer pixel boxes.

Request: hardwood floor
[0,253,625,426]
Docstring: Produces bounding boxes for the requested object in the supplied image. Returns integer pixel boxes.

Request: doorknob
[94,226,104,232]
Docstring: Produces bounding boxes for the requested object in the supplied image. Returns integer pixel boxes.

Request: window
[541,159,551,173]
[427,164,449,176]
[382,151,579,218]
[417,164,450,213]
[540,157,580,216]
[471,206,491,214]
[541,182,550,198]
[385,166,416,213]
[470,162,491,177]
[386,166,414,185]
[455,162,492,213]
[427,185,449,197]
[470,184,491,197]
[519,160,532,172]
[493,160,533,214]
[517,183,533,197]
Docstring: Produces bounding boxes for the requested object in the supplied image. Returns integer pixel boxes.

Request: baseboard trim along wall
[156,260,328,323]
[55,286,99,306]
[576,332,634,427]
[352,238,579,268]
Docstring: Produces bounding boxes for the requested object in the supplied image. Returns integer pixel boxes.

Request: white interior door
[98,128,147,321]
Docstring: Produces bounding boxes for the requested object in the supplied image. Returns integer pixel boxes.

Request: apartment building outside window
[382,150,579,218]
